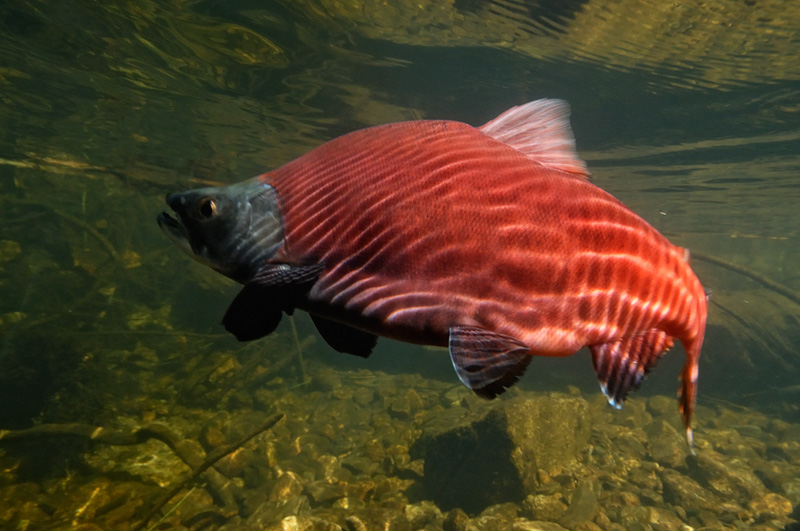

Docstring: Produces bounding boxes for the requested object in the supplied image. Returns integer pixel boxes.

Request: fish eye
[196,197,217,219]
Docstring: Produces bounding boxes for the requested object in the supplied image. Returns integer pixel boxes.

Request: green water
[1,1,800,529]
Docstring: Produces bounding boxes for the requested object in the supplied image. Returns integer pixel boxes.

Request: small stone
[278,515,316,531]
[470,515,510,531]
[246,497,311,527]
[617,506,649,528]
[332,496,365,510]
[345,515,368,531]
[614,400,651,429]
[660,469,719,514]
[644,507,684,531]
[747,492,793,520]
[362,439,385,463]
[389,389,424,419]
[444,508,470,531]
[3,501,49,526]
[341,454,378,475]
[781,477,800,505]
[305,479,346,503]
[54,478,112,523]
[353,387,374,406]
[511,521,569,531]
[345,508,412,531]
[400,502,438,528]
[644,420,690,468]
[559,480,599,529]
[270,471,304,501]
[199,425,227,452]
[646,395,675,417]
[688,450,767,499]
[522,494,567,521]
[573,522,603,531]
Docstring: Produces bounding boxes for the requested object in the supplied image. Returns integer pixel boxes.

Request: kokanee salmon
[158,100,707,445]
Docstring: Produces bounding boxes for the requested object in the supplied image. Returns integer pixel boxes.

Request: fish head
[157,177,284,283]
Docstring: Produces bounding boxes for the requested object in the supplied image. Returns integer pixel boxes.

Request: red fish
[158,100,707,444]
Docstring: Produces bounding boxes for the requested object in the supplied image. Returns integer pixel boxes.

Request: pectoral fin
[310,314,377,358]
[222,263,324,341]
[449,325,531,399]
[590,329,674,407]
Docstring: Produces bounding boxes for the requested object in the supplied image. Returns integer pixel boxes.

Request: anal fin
[310,314,377,358]
[590,329,674,408]
[449,325,531,399]
[223,263,323,341]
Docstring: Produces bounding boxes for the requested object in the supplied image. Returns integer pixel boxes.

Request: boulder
[411,394,591,512]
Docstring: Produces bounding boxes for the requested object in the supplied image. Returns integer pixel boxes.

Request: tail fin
[679,296,707,452]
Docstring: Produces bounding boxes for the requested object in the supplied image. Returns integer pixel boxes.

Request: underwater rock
[341,454,378,476]
[1,500,49,528]
[644,419,689,468]
[558,479,599,528]
[413,394,590,512]
[615,505,683,531]
[246,496,313,528]
[745,492,793,521]
[306,479,348,504]
[646,395,675,418]
[660,469,719,514]
[443,508,470,531]
[404,500,443,529]
[199,424,227,452]
[644,507,684,531]
[522,493,568,521]
[614,400,652,430]
[269,470,305,501]
[271,515,343,531]
[781,477,800,506]
[344,515,368,531]
[336,507,412,531]
[53,478,114,523]
[688,449,767,499]
[510,521,569,531]
[389,388,425,419]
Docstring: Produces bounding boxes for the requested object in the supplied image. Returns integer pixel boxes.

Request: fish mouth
[157,210,193,255]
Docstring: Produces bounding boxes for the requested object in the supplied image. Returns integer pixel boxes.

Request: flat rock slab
[412,394,591,512]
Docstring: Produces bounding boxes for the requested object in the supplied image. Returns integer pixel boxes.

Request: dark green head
[157,177,284,284]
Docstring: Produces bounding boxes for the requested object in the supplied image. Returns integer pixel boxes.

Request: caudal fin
[679,336,703,451]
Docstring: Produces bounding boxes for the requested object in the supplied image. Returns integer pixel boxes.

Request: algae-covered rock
[688,449,767,499]
[644,419,690,468]
[412,394,591,512]
[660,469,720,514]
[558,479,599,529]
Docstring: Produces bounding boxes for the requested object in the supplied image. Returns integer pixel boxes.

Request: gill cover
[157,177,284,284]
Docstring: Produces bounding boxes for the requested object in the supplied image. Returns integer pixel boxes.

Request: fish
[158,99,707,445]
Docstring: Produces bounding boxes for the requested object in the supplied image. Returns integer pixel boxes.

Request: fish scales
[158,99,707,445]
[265,121,700,351]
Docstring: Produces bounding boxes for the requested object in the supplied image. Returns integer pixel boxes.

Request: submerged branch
[0,413,284,530]
[133,412,284,531]
[691,250,800,307]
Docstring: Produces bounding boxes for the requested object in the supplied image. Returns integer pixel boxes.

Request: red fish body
[159,100,707,443]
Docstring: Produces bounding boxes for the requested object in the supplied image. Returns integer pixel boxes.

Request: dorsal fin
[479,99,590,179]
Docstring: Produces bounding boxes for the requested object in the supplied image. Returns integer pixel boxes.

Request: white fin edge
[479,99,590,179]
